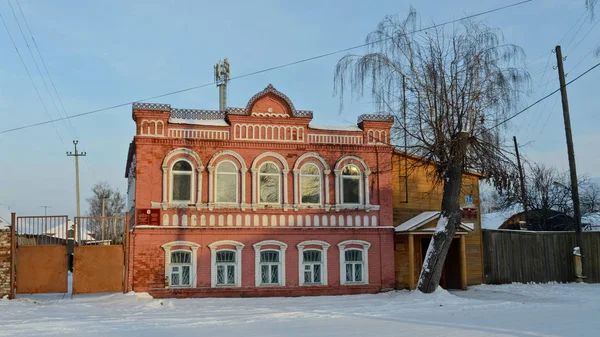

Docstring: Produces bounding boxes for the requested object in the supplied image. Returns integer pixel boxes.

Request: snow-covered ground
[1,283,598,337]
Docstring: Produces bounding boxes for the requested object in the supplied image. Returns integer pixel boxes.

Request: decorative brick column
[0,227,11,298]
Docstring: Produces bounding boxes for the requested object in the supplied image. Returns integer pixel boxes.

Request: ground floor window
[338,240,370,285]
[216,250,237,286]
[260,250,280,285]
[297,240,330,286]
[161,241,200,289]
[343,249,363,283]
[209,240,245,288]
[303,250,323,284]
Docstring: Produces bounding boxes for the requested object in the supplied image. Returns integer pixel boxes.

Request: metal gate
[15,216,69,294]
[72,216,127,294]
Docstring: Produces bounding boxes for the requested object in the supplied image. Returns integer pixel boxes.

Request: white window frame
[258,161,282,204]
[299,163,322,205]
[170,159,195,204]
[169,250,193,288]
[340,164,362,205]
[208,240,244,288]
[214,160,239,204]
[161,241,200,289]
[337,240,370,285]
[297,240,330,286]
[253,240,287,287]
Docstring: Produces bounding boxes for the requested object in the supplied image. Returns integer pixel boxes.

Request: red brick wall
[0,228,11,298]
[129,227,395,296]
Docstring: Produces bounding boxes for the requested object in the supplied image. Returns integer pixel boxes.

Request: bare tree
[500,163,600,231]
[86,182,126,241]
[334,9,529,292]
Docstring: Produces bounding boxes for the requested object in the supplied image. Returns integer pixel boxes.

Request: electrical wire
[0,0,534,135]
[485,61,600,132]
[0,8,67,148]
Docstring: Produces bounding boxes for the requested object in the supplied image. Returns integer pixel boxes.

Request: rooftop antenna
[214,58,230,111]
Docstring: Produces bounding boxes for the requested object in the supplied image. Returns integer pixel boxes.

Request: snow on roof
[396,211,440,232]
[481,212,510,230]
[168,118,229,126]
[0,204,11,228]
[583,213,600,231]
[395,211,474,232]
[308,124,362,132]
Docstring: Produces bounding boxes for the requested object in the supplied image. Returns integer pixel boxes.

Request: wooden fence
[482,230,600,284]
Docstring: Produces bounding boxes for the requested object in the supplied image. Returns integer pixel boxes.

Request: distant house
[499,210,575,231]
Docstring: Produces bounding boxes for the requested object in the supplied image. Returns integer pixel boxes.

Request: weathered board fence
[483,229,600,284]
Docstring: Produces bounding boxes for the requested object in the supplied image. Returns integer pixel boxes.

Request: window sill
[341,282,368,286]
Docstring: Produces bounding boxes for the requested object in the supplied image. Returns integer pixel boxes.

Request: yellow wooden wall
[392,151,484,289]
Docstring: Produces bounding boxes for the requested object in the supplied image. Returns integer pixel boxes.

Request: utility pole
[101,194,109,241]
[67,140,86,241]
[40,205,52,216]
[555,45,585,276]
[513,136,530,228]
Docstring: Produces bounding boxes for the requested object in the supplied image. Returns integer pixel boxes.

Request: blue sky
[0,0,598,216]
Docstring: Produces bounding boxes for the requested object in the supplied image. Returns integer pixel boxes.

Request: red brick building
[125,84,395,298]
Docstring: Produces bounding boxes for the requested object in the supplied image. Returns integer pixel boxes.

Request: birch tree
[334,9,529,292]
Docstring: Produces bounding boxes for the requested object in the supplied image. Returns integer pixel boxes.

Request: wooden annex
[391,150,484,290]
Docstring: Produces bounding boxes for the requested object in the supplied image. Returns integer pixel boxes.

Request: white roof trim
[308,124,362,132]
[169,117,229,126]
[395,211,474,232]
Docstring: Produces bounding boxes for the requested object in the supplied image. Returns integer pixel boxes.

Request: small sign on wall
[137,209,160,226]
[464,195,473,205]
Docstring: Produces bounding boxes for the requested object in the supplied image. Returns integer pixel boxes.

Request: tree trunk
[417,132,469,293]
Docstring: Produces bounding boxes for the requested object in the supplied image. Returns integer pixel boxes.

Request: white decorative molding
[337,240,370,285]
[253,240,288,287]
[233,124,305,142]
[168,128,230,140]
[139,120,165,136]
[308,134,363,145]
[367,129,388,144]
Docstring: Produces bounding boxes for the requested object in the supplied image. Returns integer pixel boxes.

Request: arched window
[259,162,281,204]
[215,161,238,203]
[171,160,193,202]
[215,250,237,286]
[300,163,321,204]
[338,240,370,285]
[341,164,361,204]
[169,251,192,287]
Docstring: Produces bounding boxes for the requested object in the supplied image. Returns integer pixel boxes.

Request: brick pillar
[0,227,11,298]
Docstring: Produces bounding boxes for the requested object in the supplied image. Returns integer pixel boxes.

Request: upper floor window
[300,163,321,204]
[259,162,280,204]
[341,164,361,204]
[215,161,238,203]
[172,160,193,202]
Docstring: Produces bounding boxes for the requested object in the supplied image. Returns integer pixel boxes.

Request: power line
[0,8,67,147]
[0,0,534,135]
[485,60,600,132]
[14,0,79,138]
